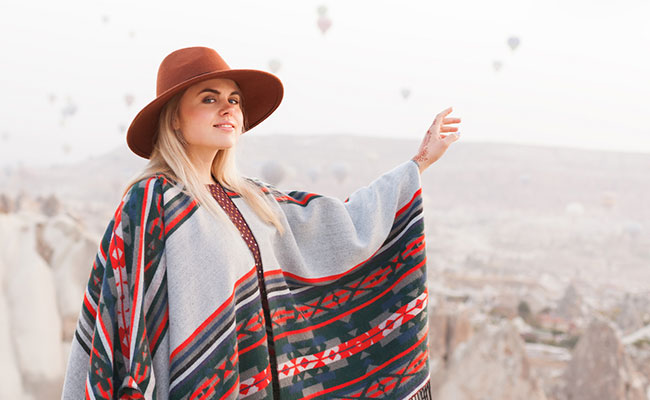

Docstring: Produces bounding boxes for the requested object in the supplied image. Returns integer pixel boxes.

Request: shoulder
[120,173,178,213]
[244,176,283,197]
[129,172,179,194]
[243,176,324,207]
[244,176,267,188]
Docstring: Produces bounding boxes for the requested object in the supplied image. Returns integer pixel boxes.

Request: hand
[411,107,461,173]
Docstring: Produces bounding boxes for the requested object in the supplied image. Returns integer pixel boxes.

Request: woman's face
[174,78,244,154]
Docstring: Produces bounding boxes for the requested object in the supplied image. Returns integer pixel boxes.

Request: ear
[172,117,180,130]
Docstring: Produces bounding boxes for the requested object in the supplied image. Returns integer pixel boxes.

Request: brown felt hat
[126,46,284,159]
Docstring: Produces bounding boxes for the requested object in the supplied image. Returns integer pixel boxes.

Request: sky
[1,0,649,167]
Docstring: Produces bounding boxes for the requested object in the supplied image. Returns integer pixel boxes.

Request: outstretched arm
[265,159,423,284]
[412,106,462,173]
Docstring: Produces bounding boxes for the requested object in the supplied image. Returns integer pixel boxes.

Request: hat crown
[156,47,231,96]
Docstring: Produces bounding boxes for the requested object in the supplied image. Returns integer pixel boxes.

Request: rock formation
[0,213,65,399]
[556,283,585,320]
[0,212,97,399]
[429,301,474,373]
[433,321,547,400]
[562,318,647,400]
[0,193,12,213]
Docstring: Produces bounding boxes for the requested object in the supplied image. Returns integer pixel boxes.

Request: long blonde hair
[121,89,286,236]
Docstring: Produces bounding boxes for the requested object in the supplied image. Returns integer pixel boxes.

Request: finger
[443,117,461,124]
[444,132,460,144]
[433,107,455,127]
[441,126,459,133]
[437,107,453,118]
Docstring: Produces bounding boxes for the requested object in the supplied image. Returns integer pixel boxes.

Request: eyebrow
[197,88,241,97]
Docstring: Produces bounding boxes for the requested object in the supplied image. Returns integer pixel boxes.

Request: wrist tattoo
[413,130,432,168]
[413,153,429,165]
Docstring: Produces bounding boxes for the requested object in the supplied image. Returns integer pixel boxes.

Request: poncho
[62,159,431,399]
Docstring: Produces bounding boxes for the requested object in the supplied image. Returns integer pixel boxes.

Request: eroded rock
[563,318,647,400]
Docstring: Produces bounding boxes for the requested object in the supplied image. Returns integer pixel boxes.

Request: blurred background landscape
[1,0,649,398]
[2,135,649,399]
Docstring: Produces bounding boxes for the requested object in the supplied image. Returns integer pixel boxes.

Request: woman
[62,46,460,399]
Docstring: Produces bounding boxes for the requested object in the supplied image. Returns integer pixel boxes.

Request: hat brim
[126,69,283,159]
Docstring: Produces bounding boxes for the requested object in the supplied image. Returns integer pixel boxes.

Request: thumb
[444,131,461,144]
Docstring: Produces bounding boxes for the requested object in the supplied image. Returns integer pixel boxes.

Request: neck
[187,146,218,185]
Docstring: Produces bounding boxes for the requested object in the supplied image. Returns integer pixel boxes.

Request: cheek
[180,107,212,134]
[236,108,245,128]
[185,107,212,122]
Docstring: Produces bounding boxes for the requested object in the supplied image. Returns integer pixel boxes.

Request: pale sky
[1,0,649,167]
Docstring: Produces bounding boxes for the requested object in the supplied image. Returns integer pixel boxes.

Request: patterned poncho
[62,159,431,399]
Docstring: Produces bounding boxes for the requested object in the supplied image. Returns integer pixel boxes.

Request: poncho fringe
[62,159,431,399]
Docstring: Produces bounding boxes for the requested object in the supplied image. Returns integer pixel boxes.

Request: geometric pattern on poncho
[70,168,431,399]
[176,185,432,399]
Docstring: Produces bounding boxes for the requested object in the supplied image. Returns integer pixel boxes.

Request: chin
[215,139,238,150]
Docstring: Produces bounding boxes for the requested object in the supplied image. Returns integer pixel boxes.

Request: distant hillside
[2,134,648,220]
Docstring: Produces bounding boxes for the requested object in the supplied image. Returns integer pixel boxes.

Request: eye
[202,97,215,104]
[229,98,240,105]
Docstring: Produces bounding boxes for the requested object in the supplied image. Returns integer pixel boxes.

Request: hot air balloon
[118,123,126,134]
[268,59,282,74]
[330,161,349,183]
[307,166,321,183]
[317,5,328,16]
[124,93,135,107]
[62,143,72,154]
[61,101,77,118]
[317,16,332,34]
[493,60,503,72]
[1,131,9,142]
[128,30,136,39]
[102,14,109,24]
[261,160,287,186]
[401,88,411,100]
[507,36,520,52]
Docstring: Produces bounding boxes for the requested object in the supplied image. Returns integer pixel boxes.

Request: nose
[220,100,236,115]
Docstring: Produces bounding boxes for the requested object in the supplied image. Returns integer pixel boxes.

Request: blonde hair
[121,88,286,237]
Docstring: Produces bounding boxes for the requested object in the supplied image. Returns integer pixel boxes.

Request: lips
[214,122,235,129]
